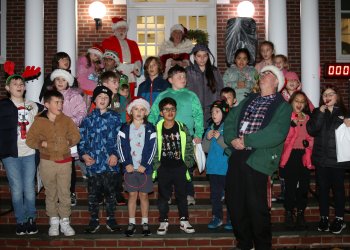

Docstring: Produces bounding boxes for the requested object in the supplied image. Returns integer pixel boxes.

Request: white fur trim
[170,24,184,34]
[112,20,128,31]
[260,65,285,92]
[127,98,150,115]
[50,69,74,86]
[88,48,103,59]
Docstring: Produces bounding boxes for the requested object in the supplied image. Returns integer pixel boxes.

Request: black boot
[296,210,307,230]
[284,210,295,229]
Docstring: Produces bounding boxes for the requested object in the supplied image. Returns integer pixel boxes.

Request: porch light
[89,1,107,31]
[237,0,255,18]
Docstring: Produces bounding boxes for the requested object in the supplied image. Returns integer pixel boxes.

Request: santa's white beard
[115,31,126,40]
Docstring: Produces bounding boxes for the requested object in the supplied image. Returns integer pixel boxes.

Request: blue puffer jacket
[137,75,170,105]
[78,109,121,175]
[117,122,156,175]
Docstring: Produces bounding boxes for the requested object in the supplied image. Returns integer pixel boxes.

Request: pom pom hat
[92,86,113,106]
[50,69,75,87]
[211,99,230,118]
[260,65,285,92]
[170,24,184,34]
[112,17,128,31]
[126,97,150,115]
[88,43,104,60]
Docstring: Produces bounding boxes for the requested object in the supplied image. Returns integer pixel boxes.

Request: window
[336,0,350,62]
[0,0,6,64]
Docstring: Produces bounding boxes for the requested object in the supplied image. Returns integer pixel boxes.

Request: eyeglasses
[322,92,336,98]
[162,107,176,112]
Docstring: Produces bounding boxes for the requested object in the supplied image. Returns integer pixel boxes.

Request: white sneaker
[60,218,75,236]
[48,217,60,236]
[187,195,196,206]
[180,220,195,234]
[157,221,169,235]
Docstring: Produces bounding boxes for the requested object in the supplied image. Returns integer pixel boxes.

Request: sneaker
[124,223,136,237]
[70,193,77,207]
[208,217,223,229]
[318,216,329,232]
[85,219,100,234]
[106,218,121,232]
[187,195,196,206]
[16,223,26,236]
[48,217,60,236]
[60,218,75,236]
[26,217,38,235]
[116,194,127,206]
[180,218,195,234]
[142,223,152,236]
[157,221,169,235]
[224,221,233,231]
[330,217,346,234]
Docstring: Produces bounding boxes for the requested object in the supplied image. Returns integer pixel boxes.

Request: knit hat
[260,65,285,92]
[126,97,150,115]
[92,86,113,105]
[210,99,230,118]
[285,71,300,82]
[190,44,215,65]
[170,24,184,34]
[50,69,74,86]
[88,43,104,60]
[111,17,128,31]
[103,49,120,65]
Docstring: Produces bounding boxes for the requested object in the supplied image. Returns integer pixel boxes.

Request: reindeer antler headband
[4,61,41,85]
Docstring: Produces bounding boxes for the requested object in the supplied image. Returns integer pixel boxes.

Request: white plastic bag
[335,123,350,162]
[193,142,206,173]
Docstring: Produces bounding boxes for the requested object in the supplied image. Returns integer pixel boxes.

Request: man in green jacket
[223,65,292,250]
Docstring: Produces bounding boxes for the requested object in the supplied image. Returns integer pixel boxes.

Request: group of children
[1,38,349,239]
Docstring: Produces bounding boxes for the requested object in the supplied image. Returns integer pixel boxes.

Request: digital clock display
[324,63,350,79]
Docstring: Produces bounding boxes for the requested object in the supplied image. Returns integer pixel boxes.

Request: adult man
[223,65,292,250]
[102,17,142,97]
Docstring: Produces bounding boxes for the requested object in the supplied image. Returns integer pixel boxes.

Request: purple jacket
[62,88,87,127]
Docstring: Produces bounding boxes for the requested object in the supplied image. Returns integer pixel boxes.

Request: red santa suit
[102,17,142,97]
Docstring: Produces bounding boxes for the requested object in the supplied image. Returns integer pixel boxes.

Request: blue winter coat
[137,75,170,105]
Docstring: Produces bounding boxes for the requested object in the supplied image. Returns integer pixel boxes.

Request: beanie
[92,86,113,106]
[211,99,230,118]
[260,65,285,92]
[50,69,74,87]
[126,97,151,115]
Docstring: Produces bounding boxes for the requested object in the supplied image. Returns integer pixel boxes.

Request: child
[51,69,87,206]
[78,86,122,233]
[137,56,170,106]
[39,52,78,101]
[186,44,224,125]
[220,87,237,109]
[202,100,232,230]
[307,85,350,234]
[273,54,289,76]
[148,65,204,205]
[223,48,258,104]
[279,91,314,230]
[26,90,80,237]
[77,44,104,108]
[0,66,41,235]
[255,41,275,73]
[119,83,130,123]
[117,97,156,237]
[153,97,195,235]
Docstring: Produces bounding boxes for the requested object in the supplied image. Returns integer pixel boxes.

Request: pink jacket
[76,56,100,93]
[280,112,314,169]
[61,88,87,127]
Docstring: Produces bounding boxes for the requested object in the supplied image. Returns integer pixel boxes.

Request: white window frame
[0,0,6,64]
[335,0,350,62]
[126,0,217,62]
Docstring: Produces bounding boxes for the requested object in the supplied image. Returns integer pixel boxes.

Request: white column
[267,0,288,56]
[57,0,77,76]
[25,0,44,102]
[301,0,320,107]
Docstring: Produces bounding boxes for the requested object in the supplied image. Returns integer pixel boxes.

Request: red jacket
[280,112,314,169]
[102,36,142,64]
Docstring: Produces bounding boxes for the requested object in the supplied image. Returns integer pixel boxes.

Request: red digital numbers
[324,63,350,79]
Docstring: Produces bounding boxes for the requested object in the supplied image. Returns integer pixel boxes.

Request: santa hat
[170,24,184,34]
[126,97,150,115]
[103,50,120,64]
[111,17,128,31]
[260,65,285,92]
[50,69,74,86]
[88,43,104,59]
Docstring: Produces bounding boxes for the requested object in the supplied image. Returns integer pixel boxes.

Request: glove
[152,170,158,182]
[186,169,191,182]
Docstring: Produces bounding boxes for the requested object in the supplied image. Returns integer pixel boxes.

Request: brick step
[1,197,349,225]
[0,223,349,249]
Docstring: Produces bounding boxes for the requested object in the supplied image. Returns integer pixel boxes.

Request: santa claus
[102,17,142,97]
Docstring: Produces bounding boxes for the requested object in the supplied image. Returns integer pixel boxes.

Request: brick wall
[2,0,349,106]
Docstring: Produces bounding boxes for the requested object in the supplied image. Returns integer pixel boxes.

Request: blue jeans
[2,154,37,223]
